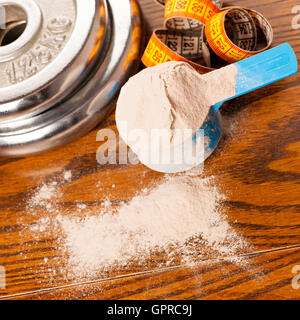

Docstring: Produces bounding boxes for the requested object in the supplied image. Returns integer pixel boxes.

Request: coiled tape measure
[142,0,273,72]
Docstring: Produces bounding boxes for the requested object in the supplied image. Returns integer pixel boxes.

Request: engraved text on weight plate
[5,17,72,85]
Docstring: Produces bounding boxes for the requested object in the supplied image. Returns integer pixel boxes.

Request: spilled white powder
[27,170,72,213]
[26,172,248,278]
[29,181,60,212]
[63,170,72,181]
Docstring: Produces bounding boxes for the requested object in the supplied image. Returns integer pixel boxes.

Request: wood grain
[6,247,300,300]
[0,0,300,300]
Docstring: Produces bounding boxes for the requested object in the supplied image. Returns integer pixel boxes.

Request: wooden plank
[3,247,300,300]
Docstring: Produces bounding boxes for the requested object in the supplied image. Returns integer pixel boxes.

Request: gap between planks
[1,243,300,300]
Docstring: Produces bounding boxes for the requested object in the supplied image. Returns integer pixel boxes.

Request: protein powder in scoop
[116,61,237,152]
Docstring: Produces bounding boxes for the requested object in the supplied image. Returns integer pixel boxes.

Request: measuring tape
[142,0,273,71]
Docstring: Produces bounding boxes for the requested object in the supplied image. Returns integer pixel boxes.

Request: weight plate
[0,0,106,121]
[0,0,142,157]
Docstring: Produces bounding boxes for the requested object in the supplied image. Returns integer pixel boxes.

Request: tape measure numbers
[142,0,273,72]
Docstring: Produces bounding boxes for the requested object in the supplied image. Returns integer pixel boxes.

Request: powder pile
[116,61,238,149]
[26,173,248,278]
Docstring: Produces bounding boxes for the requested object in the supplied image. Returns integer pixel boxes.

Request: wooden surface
[0,0,300,300]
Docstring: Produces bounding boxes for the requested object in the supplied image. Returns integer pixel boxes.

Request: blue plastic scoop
[143,43,298,173]
[212,43,298,112]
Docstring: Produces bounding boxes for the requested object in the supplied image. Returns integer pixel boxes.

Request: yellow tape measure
[142,0,273,72]
[165,0,221,30]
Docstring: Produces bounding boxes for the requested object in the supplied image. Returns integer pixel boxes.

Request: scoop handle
[212,43,298,112]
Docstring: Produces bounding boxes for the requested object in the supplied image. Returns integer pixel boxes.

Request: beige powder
[27,173,248,278]
[116,61,237,148]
